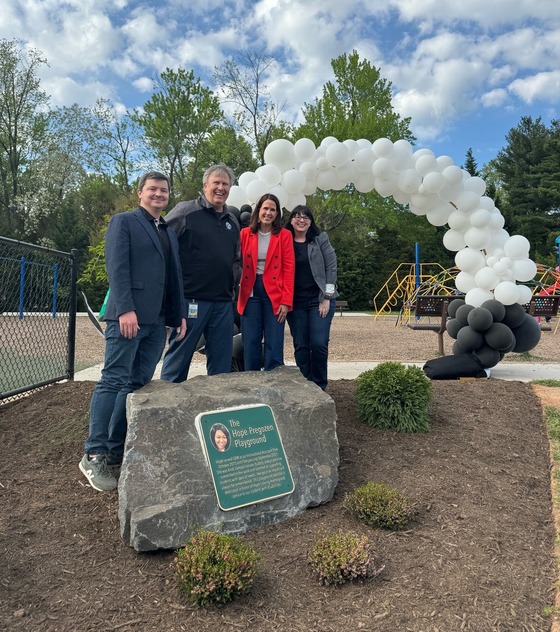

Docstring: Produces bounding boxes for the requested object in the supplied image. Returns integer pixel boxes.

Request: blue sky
[2,0,560,169]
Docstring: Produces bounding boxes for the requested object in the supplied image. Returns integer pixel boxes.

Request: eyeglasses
[292,215,311,222]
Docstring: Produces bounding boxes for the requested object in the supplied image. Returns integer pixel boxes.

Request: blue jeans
[241,275,285,371]
[161,300,233,382]
[287,298,335,390]
[85,317,167,459]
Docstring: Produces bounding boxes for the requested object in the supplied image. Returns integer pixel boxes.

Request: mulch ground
[0,378,557,631]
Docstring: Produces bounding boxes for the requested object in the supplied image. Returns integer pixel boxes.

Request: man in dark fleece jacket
[161,163,240,382]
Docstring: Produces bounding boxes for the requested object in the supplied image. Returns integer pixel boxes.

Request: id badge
[188,301,198,319]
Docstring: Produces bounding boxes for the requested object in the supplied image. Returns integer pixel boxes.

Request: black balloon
[446,317,462,339]
[481,299,506,322]
[502,303,526,329]
[467,307,494,332]
[455,303,475,326]
[447,298,466,319]
[456,325,484,351]
[484,322,515,351]
[452,340,468,355]
[511,314,542,353]
[473,344,501,368]
[240,204,253,213]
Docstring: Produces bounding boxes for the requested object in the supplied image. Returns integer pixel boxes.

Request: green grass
[533,379,560,387]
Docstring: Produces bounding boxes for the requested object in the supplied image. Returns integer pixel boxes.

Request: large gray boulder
[118,366,339,551]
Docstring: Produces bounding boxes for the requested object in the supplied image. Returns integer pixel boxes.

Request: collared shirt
[140,206,172,315]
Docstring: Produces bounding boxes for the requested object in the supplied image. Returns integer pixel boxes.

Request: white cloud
[509,71,560,103]
[132,77,155,93]
[481,88,508,107]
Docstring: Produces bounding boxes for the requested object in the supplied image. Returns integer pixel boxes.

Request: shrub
[308,530,381,586]
[175,529,259,607]
[344,482,414,530]
[355,361,432,432]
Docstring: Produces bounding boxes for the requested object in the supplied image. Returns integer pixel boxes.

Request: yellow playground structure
[373,263,560,326]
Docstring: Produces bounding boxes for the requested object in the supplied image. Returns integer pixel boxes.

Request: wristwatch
[324,293,334,299]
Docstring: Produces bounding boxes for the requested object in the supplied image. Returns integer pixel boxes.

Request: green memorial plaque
[196,404,295,511]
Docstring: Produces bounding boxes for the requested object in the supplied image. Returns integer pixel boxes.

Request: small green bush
[175,529,259,607]
[308,530,378,586]
[344,481,414,530]
[355,361,432,432]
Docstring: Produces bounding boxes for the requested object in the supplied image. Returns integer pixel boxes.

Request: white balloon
[353,172,375,193]
[371,157,393,179]
[394,139,414,155]
[299,161,318,180]
[315,155,329,171]
[227,185,250,209]
[511,258,537,282]
[436,155,455,169]
[245,178,270,203]
[374,174,397,198]
[320,136,338,148]
[412,148,434,161]
[492,260,509,275]
[372,137,394,157]
[455,190,480,213]
[463,176,486,196]
[393,189,411,205]
[504,235,531,259]
[336,161,356,184]
[415,154,438,177]
[303,179,318,196]
[486,256,498,267]
[409,192,439,211]
[475,266,500,290]
[343,139,360,159]
[479,196,496,211]
[448,210,470,232]
[469,208,491,228]
[397,169,422,194]
[256,164,281,186]
[493,281,520,305]
[443,229,467,251]
[488,212,505,230]
[326,141,350,167]
[516,284,533,305]
[354,148,376,173]
[263,139,296,171]
[285,192,307,210]
[441,165,464,186]
[487,229,510,252]
[282,169,306,194]
[238,171,257,189]
[464,227,490,250]
[356,138,372,150]
[455,247,486,273]
[294,137,316,162]
[422,171,445,193]
[455,270,478,293]
[316,168,336,190]
[426,202,452,226]
[269,185,289,210]
[465,287,494,307]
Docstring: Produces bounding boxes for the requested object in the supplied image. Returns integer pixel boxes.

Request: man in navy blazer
[79,172,186,492]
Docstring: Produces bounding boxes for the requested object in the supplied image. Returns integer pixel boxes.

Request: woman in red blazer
[237,193,295,371]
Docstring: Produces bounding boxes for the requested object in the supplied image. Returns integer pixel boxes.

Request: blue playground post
[555,235,560,268]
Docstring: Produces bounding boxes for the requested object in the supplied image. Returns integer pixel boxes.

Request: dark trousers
[287,298,335,390]
[241,275,285,371]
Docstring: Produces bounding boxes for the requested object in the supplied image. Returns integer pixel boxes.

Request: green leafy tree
[296,50,414,145]
[0,39,49,236]
[494,116,560,261]
[133,67,223,201]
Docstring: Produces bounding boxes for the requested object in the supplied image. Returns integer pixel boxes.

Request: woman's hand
[318,299,330,318]
[276,304,289,323]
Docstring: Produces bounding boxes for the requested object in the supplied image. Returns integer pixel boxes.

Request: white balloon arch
[228,136,537,309]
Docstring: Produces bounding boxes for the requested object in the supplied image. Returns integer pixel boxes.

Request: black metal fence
[0,236,78,402]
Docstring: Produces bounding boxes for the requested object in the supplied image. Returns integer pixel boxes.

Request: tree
[462,148,480,177]
[0,39,49,236]
[132,67,223,199]
[296,51,414,145]
[494,116,560,261]
[214,50,286,165]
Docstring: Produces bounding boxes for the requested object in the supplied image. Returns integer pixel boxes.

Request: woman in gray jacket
[285,205,337,390]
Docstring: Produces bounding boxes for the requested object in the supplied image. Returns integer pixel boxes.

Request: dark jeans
[287,298,335,390]
[85,316,167,459]
[161,300,234,383]
[241,275,285,371]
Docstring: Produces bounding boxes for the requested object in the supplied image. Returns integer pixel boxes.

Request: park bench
[407,295,456,355]
[335,300,349,315]
[527,295,560,331]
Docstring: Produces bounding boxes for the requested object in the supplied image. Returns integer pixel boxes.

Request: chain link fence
[1,236,78,403]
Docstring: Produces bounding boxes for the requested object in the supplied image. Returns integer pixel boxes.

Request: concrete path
[74,361,559,383]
